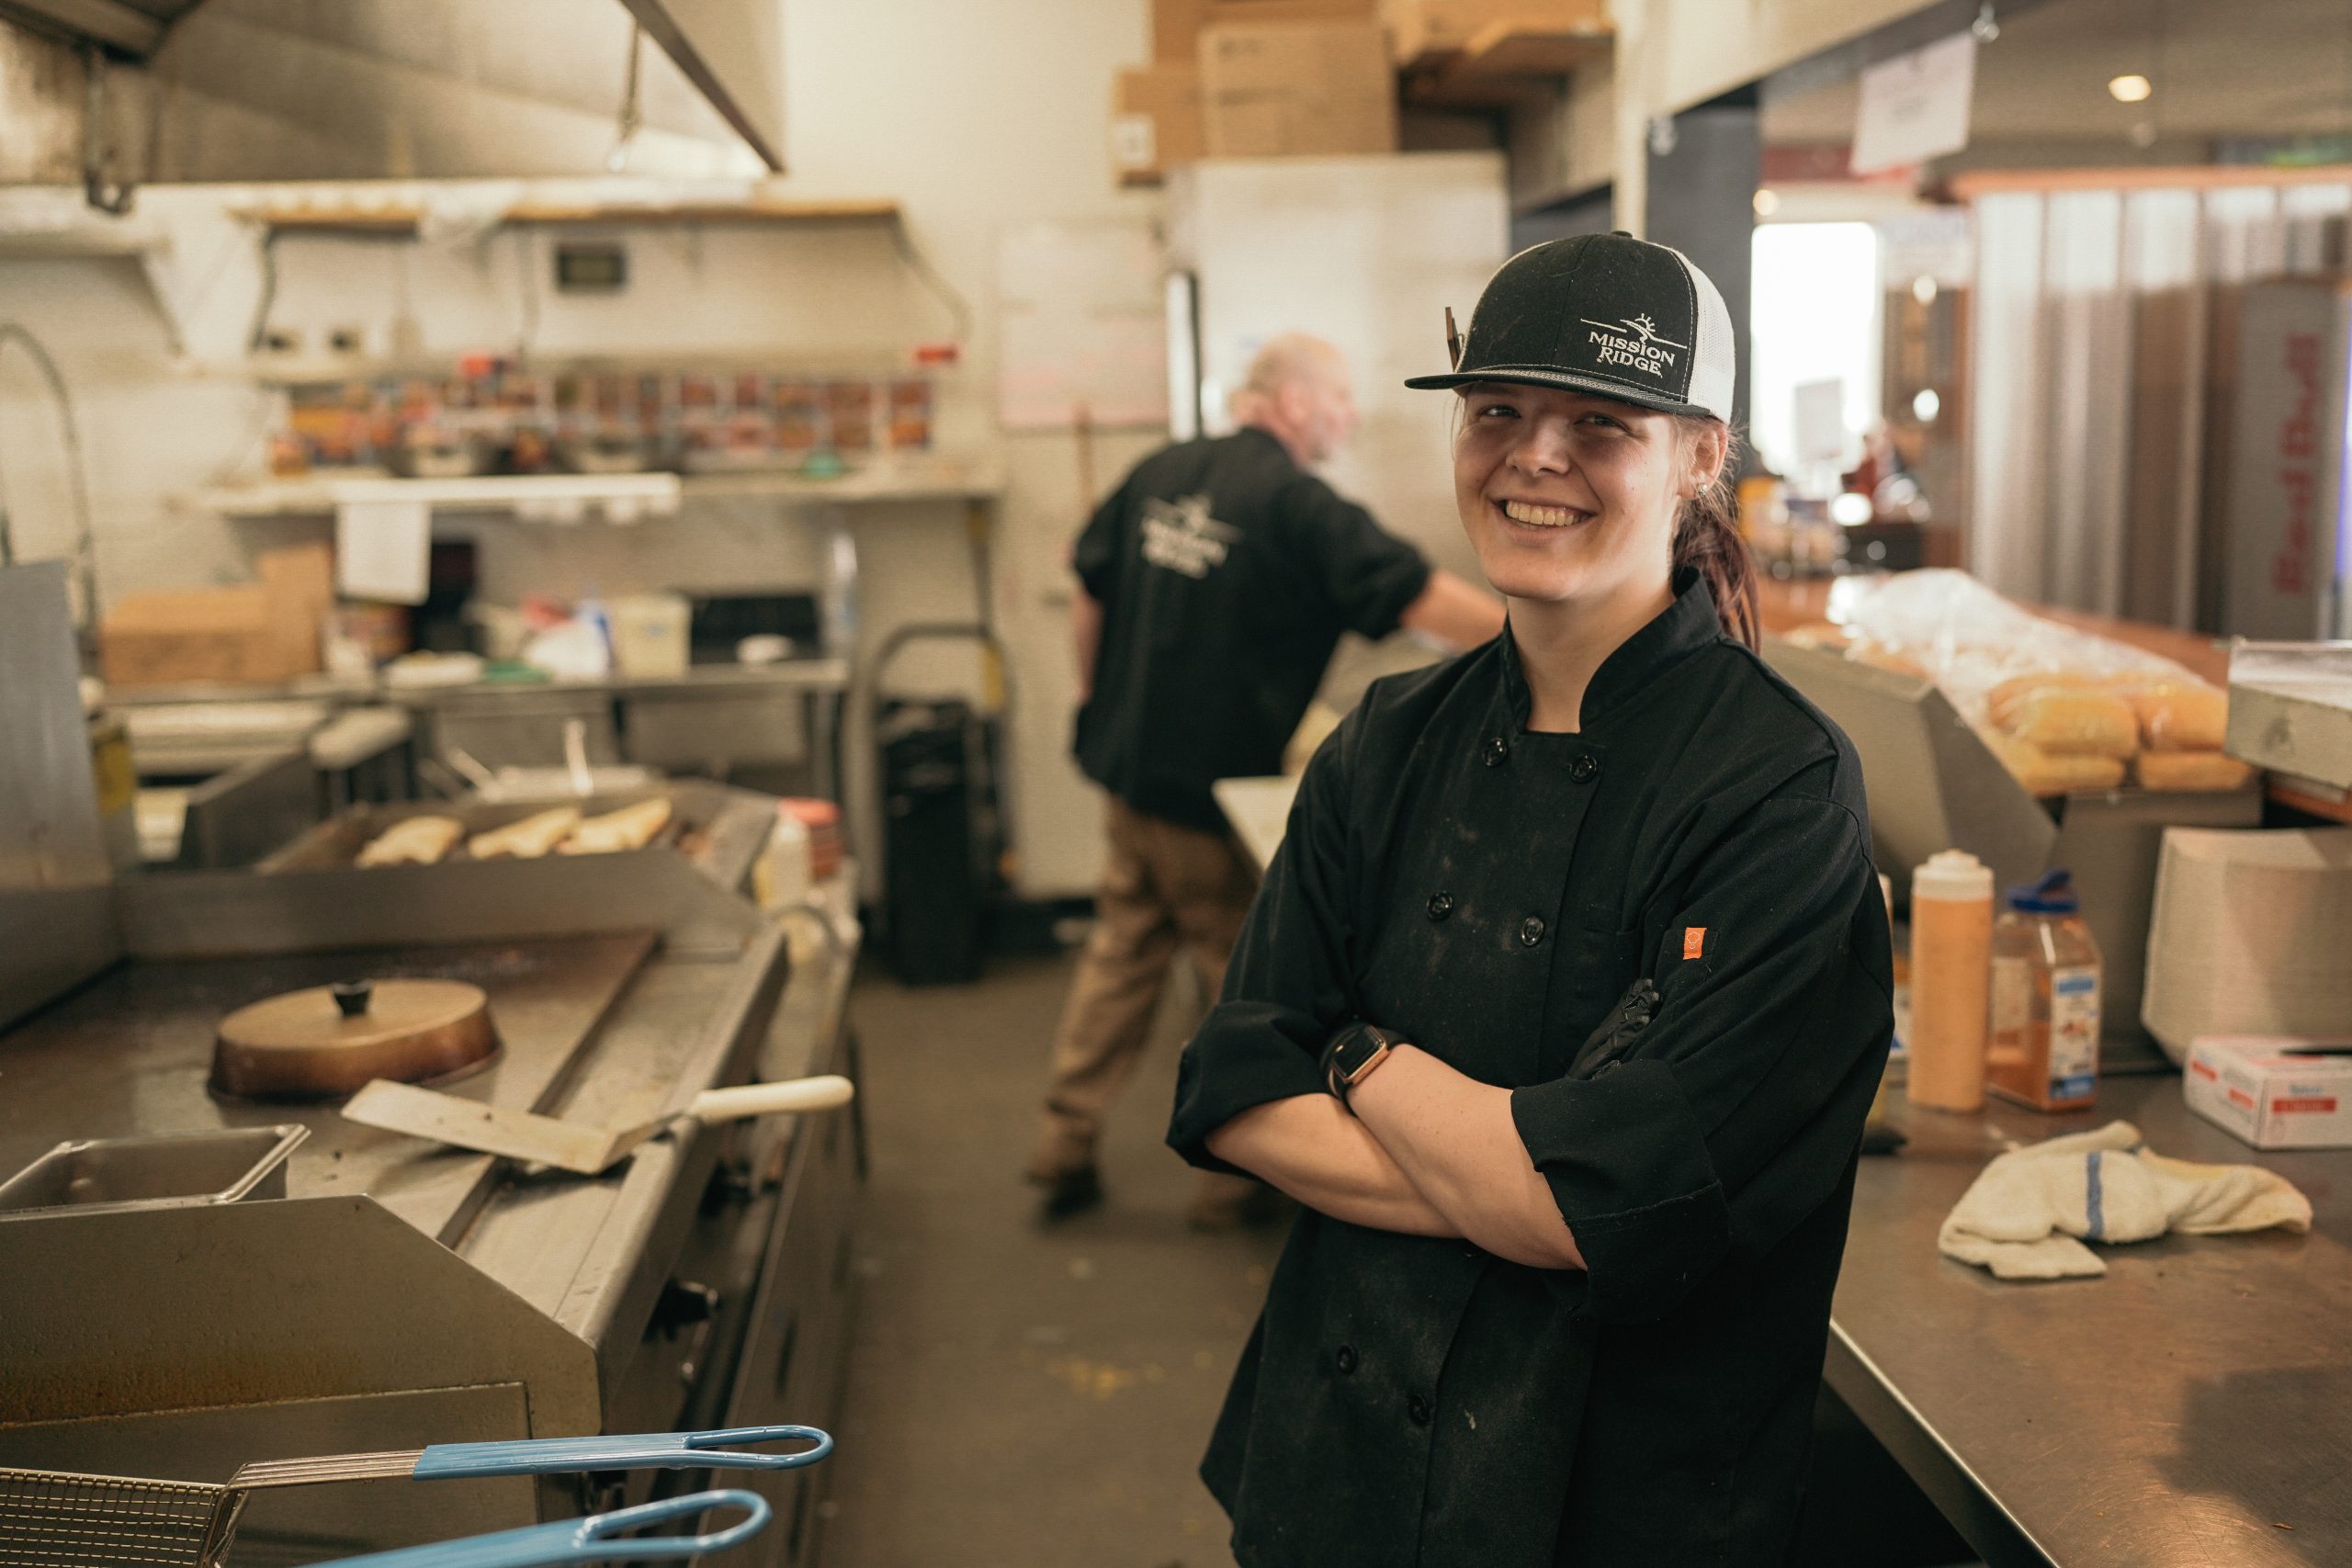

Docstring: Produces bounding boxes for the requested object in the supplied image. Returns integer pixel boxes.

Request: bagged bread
[1986,732,2127,796]
[2126,682,2229,752]
[2135,750,2254,792]
[1986,672,2109,729]
[2003,688,2140,759]
[469,807,582,860]
[356,815,463,867]
[1849,641,1929,680]
[1781,621,1852,652]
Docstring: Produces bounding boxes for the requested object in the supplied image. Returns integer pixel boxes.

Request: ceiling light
[1830,492,1874,525]
[1753,188,1781,218]
[1912,276,1939,306]
[2109,73,2153,104]
[1913,389,1941,423]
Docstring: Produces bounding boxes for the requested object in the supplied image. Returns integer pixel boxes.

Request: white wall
[0,0,1168,898]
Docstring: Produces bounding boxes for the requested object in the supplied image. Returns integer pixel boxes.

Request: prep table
[1214,770,2350,1567]
[1835,1078,2349,1567]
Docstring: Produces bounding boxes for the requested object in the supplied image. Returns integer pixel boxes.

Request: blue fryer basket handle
[308,1489,769,1568]
[412,1427,831,1480]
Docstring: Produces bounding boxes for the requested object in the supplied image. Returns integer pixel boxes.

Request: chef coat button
[1426,892,1453,922]
[1519,916,1546,947]
[1337,1346,1358,1375]
[1570,753,1600,783]
[1408,1394,1432,1427]
[1483,736,1510,768]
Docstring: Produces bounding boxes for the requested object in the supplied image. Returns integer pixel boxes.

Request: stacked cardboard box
[1382,0,1609,65]
[1114,0,1394,185]
[100,543,334,690]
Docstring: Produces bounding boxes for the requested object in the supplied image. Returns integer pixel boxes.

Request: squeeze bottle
[1908,850,1994,1111]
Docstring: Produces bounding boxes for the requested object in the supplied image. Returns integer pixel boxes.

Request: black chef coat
[1168,570,1894,1568]
[1072,428,1432,832]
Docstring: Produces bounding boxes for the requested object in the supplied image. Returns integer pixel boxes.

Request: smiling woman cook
[1168,234,1897,1566]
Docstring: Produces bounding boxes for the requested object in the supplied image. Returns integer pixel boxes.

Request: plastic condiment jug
[1987,870,2102,1111]
[1909,850,1994,1111]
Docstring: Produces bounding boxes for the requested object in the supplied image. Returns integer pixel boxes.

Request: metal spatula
[342,1075,855,1175]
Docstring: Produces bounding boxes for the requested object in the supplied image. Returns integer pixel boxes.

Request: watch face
[1339,1027,1390,1083]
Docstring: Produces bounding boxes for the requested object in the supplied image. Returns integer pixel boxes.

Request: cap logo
[1580,312,1684,378]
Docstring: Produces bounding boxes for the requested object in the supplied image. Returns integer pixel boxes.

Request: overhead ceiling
[1763,0,2352,156]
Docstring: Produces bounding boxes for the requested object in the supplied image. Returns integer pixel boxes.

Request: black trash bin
[878,696,1001,985]
[865,622,1015,986]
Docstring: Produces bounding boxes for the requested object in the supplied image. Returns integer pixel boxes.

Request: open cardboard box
[1764,637,2262,1071]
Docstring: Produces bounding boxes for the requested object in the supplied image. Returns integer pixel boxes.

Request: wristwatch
[1323,1022,1401,1111]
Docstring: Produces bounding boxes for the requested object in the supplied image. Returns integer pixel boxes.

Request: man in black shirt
[1026,334,1503,1224]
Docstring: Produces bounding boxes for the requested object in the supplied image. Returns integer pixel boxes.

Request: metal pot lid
[211,977,500,1100]
[219,979,490,1053]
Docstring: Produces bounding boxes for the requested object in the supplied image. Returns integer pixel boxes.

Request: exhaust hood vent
[0,0,206,61]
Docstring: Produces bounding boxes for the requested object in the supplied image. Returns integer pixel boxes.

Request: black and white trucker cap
[1404,231,1736,423]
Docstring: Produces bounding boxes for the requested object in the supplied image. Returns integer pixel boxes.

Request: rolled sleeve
[1280,476,1432,639]
[1510,779,1894,1323]
[1168,716,1364,1173]
[1510,1058,1731,1319]
[1071,478,1130,601]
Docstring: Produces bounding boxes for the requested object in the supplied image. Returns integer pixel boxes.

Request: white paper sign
[335,496,431,605]
[1792,378,1849,467]
[1851,30,1977,175]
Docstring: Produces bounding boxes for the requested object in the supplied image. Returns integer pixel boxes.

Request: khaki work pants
[1030,795,1261,1202]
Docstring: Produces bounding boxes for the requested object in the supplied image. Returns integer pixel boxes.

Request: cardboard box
[1213,0,1377,21]
[101,544,334,690]
[1199,19,1397,159]
[2222,277,2352,640]
[1158,0,1374,62]
[1113,63,1206,185]
[1153,0,1210,61]
[102,585,287,689]
[2184,1035,2352,1149]
[2143,826,2352,1061]
[1384,0,1610,63]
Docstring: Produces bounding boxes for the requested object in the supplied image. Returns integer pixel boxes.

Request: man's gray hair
[1240,333,1343,397]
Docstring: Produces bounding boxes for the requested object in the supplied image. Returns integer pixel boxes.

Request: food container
[0,1125,308,1218]
[2183,1035,2352,1149]
[610,592,692,679]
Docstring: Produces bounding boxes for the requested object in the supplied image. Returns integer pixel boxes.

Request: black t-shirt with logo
[1072,427,1432,830]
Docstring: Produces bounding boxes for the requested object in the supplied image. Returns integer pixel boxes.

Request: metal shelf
[232,197,902,238]
[192,472,684,518]
[189,457,1005,517]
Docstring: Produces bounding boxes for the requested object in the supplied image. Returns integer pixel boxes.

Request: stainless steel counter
[1831,1078,2351,1568]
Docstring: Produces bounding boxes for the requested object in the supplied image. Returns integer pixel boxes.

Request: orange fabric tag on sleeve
[1682,927,1706,960]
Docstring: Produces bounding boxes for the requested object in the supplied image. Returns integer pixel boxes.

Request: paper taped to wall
[335,495,431,604]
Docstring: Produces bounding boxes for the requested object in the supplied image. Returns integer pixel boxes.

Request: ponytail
[1671,418,1759,650]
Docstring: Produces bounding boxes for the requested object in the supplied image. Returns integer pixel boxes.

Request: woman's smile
[1495,497,1593,530]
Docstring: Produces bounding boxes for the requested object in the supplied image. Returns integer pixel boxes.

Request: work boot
[1185,1171,1283,1233]
[1029,1163,1103,1223]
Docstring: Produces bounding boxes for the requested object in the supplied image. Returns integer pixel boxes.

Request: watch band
[1322,1022,1399,1111]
